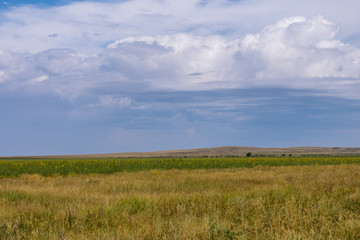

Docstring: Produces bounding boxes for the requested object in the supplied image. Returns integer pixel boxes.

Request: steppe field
[1,155,360,239]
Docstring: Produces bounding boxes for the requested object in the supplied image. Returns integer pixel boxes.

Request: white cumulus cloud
[239,16,360,80]
[0,13,359,99]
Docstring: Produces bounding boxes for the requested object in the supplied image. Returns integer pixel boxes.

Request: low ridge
[3,146,360,158]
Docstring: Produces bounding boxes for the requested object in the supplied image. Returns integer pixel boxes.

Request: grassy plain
[1,164,360,239]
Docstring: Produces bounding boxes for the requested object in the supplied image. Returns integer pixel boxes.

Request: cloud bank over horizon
[1,0,360,155]
[1,15,360,100]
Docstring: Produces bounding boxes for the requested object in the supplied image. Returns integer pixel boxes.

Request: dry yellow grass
[1,165,360,239]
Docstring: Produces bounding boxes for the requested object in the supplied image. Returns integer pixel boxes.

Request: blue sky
[0,0,91,8]
[0,0,360,156]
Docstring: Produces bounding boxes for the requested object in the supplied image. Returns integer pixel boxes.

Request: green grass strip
[1,156,360,177]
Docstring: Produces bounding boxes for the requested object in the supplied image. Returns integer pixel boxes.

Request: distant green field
[1,156,360,177]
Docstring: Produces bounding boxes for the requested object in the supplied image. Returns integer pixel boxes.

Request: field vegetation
[1,156,360,177]
[1,157,360,239]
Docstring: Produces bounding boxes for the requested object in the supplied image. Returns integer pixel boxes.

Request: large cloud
[102,15,360,96]
[0,15,360,99]
[105,34,239,89]
[239,16,360,80]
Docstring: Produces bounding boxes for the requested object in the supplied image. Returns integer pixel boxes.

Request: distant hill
[3,146,360,158]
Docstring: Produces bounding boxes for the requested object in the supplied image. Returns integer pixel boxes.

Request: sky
[0,0,360,156]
